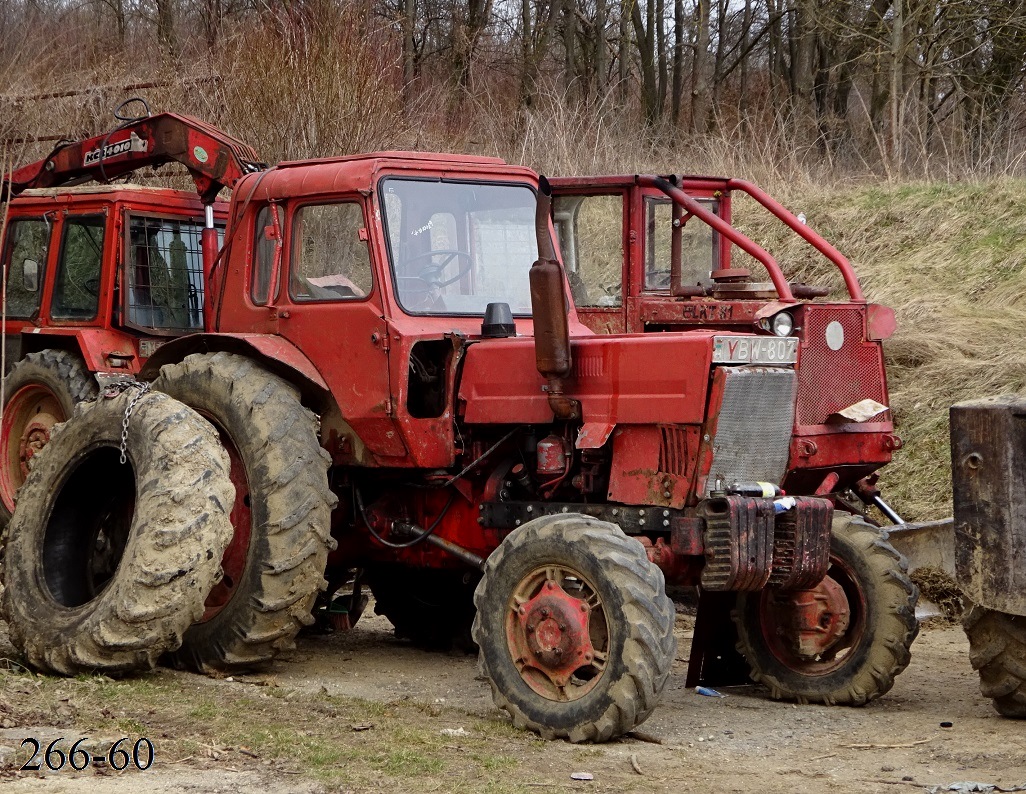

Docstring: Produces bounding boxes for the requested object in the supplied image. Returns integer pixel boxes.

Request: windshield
[380,178,538,315]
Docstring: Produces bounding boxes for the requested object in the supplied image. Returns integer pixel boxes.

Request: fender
[20,327,141,374]
[138,332,329,400]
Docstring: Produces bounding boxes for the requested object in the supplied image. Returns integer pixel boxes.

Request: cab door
[275,197,406,461]
[47,212,107,326]
[1,211,54,367]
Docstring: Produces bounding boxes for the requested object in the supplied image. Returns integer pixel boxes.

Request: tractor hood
[457,330,773,449]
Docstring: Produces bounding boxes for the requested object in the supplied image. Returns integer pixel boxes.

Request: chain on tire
[102,381,152,465]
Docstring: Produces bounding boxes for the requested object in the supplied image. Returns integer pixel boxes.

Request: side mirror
[22,259,39,293]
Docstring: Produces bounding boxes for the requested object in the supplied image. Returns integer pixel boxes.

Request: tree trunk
[564,1,577,95]
[691,0,711,133]
[890,0,903,171]
[402,0,417,104]
[156,0,176,58]
[656,0,667,111]
[618,3,629,102]
[671,0,684,124]
[632,0,660,125]
[595,0,606,97]
[739,0,752,116]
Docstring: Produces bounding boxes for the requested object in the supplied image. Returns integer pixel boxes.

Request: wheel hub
[775,576,851,660]
[19,412,58,476]
[521,587,593,675]
[506,567,607,701]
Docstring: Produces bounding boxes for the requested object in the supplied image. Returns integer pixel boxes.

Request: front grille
[796,306,888,426]
[706,367,796,496]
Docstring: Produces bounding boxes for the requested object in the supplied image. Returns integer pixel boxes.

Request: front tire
[734,513,919,705]
[473,514,676,743]
[1,390,234,675]
[964,606,1026,717]
[152,352,337,672]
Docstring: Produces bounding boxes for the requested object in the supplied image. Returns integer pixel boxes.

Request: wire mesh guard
[126,216,207,331]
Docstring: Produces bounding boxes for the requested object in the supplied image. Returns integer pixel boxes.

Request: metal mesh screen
[706,367,797,496]
[126,216,207,331]
[796,306,888,426]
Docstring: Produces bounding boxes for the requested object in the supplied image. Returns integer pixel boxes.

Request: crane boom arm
[2,112,264,203]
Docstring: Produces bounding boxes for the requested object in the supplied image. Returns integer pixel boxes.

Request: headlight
[770,311,794,337]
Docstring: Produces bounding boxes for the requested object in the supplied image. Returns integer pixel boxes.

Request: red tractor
[0,102,262,520]
[546,175,915,686]
[1,119,917,742]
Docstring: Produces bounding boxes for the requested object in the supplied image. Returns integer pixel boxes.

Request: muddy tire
[367,566,479,652]
[152,352,337,673]
[0,390,234,675]
[734,513,918,705]
[472,514,676,743]
[964,606,1026,717]
[0,350,98,522]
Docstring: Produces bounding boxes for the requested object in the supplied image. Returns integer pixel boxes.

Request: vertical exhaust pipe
[529,176,578,420]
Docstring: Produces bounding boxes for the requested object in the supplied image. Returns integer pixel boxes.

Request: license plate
[139,339,167,358]
[712,335,798,365]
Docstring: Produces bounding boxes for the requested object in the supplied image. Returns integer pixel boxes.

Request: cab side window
[290,203,372,301]
[644,198,718,292]
[251,204,282,305]
[126,215,208,331]
[1,217,49,318]
[51,215,104,320]
[553,194,623,308]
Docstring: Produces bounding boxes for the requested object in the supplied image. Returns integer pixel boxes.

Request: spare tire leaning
[0,388,235,676]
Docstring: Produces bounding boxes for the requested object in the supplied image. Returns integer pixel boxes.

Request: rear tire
[473,514,676,742]
[734,513,919,705]
[0,390,234,675]
[964,606,1026,718]
[152,352,337,672]
[0,350,97,522]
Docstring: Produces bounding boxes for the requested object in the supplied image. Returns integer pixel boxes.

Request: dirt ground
[0,609,1023,794]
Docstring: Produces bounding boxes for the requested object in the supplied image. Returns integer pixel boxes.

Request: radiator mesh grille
[797,307,888,426]
[706,367,796,496]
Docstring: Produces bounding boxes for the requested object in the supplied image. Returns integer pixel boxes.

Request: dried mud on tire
[0,390,234,675]
[964,605,1026,717]
[153,352,337,673]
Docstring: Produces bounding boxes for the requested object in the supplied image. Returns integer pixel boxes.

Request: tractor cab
[1,185,226,374]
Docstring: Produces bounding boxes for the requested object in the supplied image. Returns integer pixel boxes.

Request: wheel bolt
[547,581,556,590]
[584,653,592,662]
[558,624,566,631]
[518,606,526,615]
[540,608,549,618]
[580,603,588,612]
[554,648,562,656]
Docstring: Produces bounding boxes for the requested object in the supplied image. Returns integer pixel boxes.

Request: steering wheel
[403,249,472,288]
